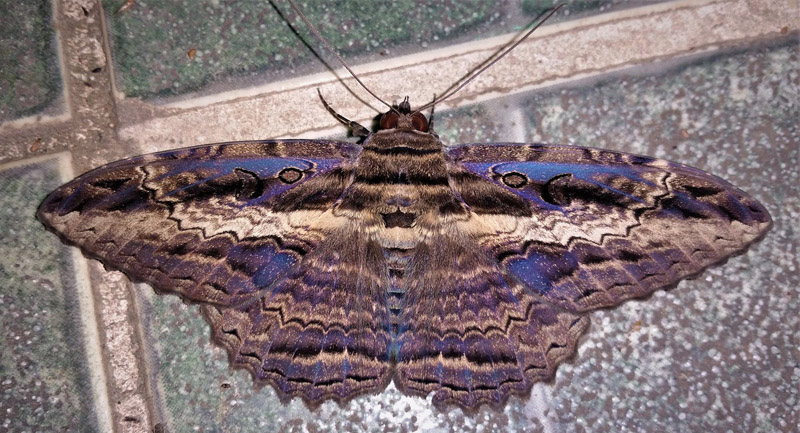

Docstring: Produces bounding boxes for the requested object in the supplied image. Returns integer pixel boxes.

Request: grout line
[64,159,116,433]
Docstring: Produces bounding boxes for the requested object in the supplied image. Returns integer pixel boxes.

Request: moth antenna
[286,0,398,114]
[415,4,564,113]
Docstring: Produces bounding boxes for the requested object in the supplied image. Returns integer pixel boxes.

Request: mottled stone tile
[0,154,111,432]
[0,1,62,122]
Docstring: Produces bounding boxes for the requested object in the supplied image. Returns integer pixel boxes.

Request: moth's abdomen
[385,247,414,336]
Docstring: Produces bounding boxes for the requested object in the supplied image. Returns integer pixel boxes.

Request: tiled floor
[0,154,107,432]
[1,1,797,432]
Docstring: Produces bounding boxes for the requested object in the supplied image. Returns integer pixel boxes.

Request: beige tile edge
[94,265,153,433]
[116,0,796,151]
[65,176,116,433]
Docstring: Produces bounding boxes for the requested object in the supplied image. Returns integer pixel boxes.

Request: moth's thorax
[336,128,464,239]
[351,129,450,209]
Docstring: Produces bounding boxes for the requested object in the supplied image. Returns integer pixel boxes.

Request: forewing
[38,139,393,402]
[394,226,588,409]
[447,143,771,313]
[38,140,356,306]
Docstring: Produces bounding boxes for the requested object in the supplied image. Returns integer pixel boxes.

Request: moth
[37,3,771,410]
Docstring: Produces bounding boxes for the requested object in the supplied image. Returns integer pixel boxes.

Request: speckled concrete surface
[1,1,797,432]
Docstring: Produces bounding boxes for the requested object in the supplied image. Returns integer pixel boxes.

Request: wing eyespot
[501,171,529,189]
[91,177,133,191]
[233,168,265,199]
[278,167,304,184]
[541,173,573,206]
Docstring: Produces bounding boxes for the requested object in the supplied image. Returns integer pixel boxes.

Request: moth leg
[317,89,370,137]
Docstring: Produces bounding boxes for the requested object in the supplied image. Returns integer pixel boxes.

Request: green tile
[143,294,285,431]
[103,0,499,99]
[0,156,103,432]
[521,0,668,17]
[0,0,61,122]
[102,0,669,100]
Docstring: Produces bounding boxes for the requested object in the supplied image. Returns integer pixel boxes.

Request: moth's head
[379,96,429,132]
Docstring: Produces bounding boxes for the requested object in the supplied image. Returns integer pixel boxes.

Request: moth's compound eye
[278,167,304,184]
[501,171,529,189]
[380,112,399,130]
[411,113,429,132]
